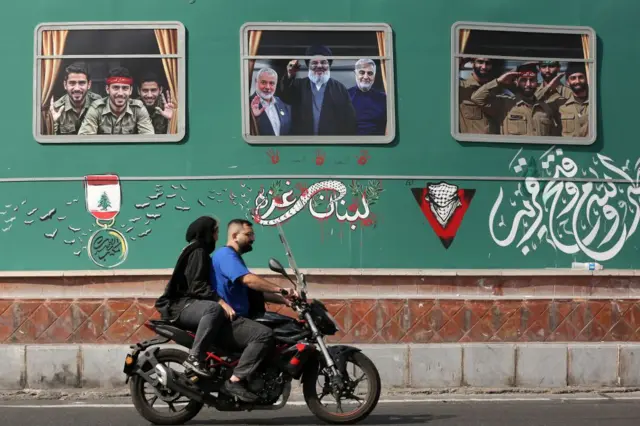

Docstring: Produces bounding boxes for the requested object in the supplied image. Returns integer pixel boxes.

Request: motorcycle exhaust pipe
[154,364,216,406]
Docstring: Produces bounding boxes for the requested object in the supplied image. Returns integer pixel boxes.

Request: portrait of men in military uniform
[470,62,556,137]
[458,57,499,135]
[559,62,590,137]
[78,67,155,135]
[137,72,175,134]
[49,63,102,135]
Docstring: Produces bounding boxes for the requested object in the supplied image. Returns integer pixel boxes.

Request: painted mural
[0,175,383,269]
[411,181,475,248]
[489,147,640,262]
[253,179,381,229]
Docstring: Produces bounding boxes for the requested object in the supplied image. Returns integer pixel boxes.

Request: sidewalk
[2,342,640,391]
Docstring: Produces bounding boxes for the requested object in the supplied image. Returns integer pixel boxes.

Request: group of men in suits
[249,45,387,137]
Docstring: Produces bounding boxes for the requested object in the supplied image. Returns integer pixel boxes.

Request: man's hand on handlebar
[279,287,300,304]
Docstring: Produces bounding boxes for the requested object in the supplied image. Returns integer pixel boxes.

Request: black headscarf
[155,216,219,320]
[185,215,218,254]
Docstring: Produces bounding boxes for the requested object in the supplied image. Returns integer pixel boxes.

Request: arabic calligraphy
[489,147,640,261]
[253,179,381,229]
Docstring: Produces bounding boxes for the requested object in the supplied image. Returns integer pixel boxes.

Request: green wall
[1,0,639,271]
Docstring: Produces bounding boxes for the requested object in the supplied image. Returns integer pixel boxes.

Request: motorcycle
[123,224,381,425]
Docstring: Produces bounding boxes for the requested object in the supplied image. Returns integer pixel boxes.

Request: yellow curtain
[459,29,471,69]
[41,30,68,135]
[154,29,179,134]
[581,34,590,85]
[248,30,262,136]
[459,29,470,53]
[376,31,389,136]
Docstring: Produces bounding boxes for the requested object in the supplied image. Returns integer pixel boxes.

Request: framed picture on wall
[33,21,186,144]
[240,22,396,145]
[451,21,596,145]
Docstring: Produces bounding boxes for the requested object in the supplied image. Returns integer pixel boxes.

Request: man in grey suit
[249,67,292,136]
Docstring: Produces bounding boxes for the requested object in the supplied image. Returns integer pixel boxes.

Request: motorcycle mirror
[268,258,287,276]
[268,258,297,288]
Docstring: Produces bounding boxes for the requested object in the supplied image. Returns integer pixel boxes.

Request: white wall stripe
[0,268,638,278]
[0,174,636,184]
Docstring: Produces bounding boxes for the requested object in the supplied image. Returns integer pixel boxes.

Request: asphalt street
[2,395,640,425]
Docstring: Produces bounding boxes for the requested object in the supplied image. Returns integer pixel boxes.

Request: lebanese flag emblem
[411,182,475,249]
[84,174,122,221]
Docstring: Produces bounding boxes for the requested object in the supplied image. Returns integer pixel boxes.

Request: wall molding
[0,268,638,278]
[0,173,636,184]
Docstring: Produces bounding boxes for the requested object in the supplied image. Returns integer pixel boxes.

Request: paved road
[2,396,640,425]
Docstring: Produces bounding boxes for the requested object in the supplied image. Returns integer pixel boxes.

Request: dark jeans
[178,300,226,361]
[217,317,274,380]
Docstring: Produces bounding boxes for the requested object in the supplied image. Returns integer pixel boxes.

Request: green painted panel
[0,0,639,270]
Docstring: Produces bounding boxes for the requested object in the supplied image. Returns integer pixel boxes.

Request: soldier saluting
[470,62,556,136]
[78,67,154,135]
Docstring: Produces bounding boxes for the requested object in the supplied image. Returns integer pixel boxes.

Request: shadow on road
[188,413,456,425]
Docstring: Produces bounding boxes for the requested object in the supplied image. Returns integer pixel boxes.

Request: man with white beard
[347,58,387,135]
[279,45,356,136]
[249,67,291,136]
[49,63,102,135]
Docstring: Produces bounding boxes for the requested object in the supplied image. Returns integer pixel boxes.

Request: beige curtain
[459,29,471,69]
[248,30,262,136]
[459,29,471,53]
[376,31,389,136]
[154,29,179,134]
[581,34,590,85]
[41,30,68,135]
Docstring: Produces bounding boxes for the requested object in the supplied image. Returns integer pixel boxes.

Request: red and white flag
[84,174,122,221]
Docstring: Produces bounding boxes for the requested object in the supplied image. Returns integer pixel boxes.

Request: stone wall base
[1,343,639,391]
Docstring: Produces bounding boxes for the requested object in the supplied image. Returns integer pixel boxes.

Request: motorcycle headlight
[310,300,340,335]
[324,310,341,332]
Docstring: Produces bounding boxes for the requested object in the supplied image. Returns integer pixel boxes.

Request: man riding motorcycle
[212,218,298,402]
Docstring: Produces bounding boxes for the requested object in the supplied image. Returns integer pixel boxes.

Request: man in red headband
[78,67,154,135]
[470,62,556,136]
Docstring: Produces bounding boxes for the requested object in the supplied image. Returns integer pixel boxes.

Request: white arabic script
[489,147,640,261]
[253,180,371,226]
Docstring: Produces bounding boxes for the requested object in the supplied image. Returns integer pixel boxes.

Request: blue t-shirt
[212,246,251,317]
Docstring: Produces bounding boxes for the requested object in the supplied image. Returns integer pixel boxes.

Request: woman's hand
[219,300,236,320]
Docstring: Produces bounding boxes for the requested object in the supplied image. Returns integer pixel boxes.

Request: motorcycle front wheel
[303,351,381,425]
[130,348,204,425]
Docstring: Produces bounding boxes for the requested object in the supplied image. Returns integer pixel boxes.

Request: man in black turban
[278,44,357,136]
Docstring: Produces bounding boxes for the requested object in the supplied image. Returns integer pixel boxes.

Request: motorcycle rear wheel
[303,351,381,425]
[130,348,204,425]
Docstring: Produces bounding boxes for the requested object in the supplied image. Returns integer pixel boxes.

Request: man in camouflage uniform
[470,62,555,136]
[534,61,573,135]
[137,72,174,134]
[78,67,154,135]
[558,62,590,137]
[459,58,499,134]
[49,63,102,135]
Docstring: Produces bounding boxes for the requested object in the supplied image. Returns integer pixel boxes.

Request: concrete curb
[1,343,639,391]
